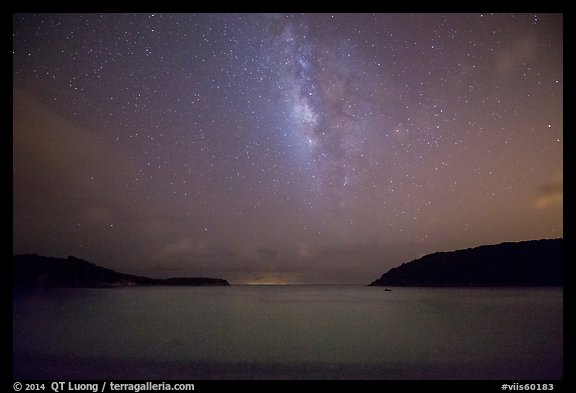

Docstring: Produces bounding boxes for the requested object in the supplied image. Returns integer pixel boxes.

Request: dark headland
[369,238,562,287]
[12,254,229,288]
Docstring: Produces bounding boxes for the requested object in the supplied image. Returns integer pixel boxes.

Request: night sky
[13,13,563,284]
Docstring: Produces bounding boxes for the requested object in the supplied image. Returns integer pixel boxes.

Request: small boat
[385,288,391,291]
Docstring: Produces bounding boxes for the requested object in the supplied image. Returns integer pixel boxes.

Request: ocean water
[13,286,562,379]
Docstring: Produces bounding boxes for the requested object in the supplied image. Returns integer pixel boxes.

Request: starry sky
[13,13,563,284]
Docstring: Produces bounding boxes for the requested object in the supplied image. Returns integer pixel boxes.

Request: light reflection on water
[13,286,562,379]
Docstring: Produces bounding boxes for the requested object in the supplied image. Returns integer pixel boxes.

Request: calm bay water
[13,286,562,379]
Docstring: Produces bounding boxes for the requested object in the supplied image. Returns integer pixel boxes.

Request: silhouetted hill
[12,254,229,288]
[369,239,562,287]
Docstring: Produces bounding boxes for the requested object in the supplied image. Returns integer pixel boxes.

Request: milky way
[13,13,563,284]
[268,16,374,203]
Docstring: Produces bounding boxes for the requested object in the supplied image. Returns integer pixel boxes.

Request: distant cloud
[239,271,300,285]
[533,176,563,209]
[84,206,114,224]
[257,248,278,260]
[495,34,538,76]
[156,238,194,260]
[13,88,137,257]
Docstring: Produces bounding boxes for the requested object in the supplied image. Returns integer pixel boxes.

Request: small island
[369,238,562,287]
[13,254,229,288]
